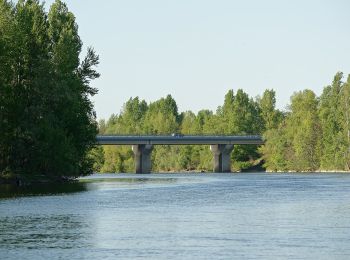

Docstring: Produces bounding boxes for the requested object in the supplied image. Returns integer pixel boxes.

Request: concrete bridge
[96,135,264,174]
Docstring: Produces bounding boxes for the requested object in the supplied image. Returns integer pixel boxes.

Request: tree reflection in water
[0,182,88,199]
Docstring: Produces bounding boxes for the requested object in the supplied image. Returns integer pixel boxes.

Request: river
[1,173,350,259]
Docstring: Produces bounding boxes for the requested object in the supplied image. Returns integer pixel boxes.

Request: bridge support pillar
[132,144,153,174]
[210,144,234,173]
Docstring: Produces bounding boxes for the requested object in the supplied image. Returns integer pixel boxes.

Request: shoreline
[0,174,77,186]
[2,170,350,186]
[94,170,350,174]
[266,170,350,173]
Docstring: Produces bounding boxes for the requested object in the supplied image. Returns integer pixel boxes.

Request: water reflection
[0,175,183,199]
[0,182,88,199]
[80,176,179,184]
[79,175,185,192]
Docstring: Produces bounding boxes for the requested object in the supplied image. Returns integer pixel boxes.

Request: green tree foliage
[221,89,262,134]
[142,95,180,171]
[0,0,99,180]
[100,73,350,173]
[263,72,350,172]
[262,122,290,171]
[0,0,15,174]
[216,89,264,170]
[88,146,104,172]
[100,97,149,172]
[341,75,350,169]
[259,89,283,131]
[143,94,179,135]
[115,97,148,134]
[99,89,268,173]
[319,72,350,170]
[263,90,321,171]
[286,90,321,170]
[2,3,348,175]
[180,111,200,134]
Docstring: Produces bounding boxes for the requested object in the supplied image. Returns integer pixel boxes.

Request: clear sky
[44,0,350,120]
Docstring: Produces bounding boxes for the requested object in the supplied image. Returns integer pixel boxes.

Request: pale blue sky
[44,0,350,120]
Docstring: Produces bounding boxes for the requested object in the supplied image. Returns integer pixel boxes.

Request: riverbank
[266,170,350,173]
[3,167,349,186]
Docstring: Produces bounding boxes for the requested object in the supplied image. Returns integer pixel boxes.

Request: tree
[100,97,148,172]
[113,97,148,134]
[95,73,350,173]
[341,75,350,169]
[319,72,347,170]
[0,0,15,174]
[180,111,198,134]
[0,0,99,181]
[262,124,290,171]
[3,0,53,177]
[143,95,179,134]
[287,90,321,170]
[259,89,282,131]
[263,90,321,171]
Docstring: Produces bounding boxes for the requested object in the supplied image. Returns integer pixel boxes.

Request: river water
[1,173,350,259]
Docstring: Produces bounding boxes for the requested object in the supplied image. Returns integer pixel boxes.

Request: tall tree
[0,0,14,172]
[287,90,321,170]
[5,0,52,176]
[0,0,99,180]
[319,72,346,170]
[341,75,350,169]
[143,94,179,134]
[114,97,148,134]
[259,89,282,131]
[262,122,290,171]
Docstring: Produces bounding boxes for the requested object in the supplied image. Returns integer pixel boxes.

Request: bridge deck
[96,135,264,145]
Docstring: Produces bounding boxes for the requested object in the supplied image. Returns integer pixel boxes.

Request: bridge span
[96,135,264,174]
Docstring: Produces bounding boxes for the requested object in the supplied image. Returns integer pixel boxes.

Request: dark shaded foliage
[0,0,99,180]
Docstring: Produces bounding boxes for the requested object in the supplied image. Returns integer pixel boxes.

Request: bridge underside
[131,144,235,173]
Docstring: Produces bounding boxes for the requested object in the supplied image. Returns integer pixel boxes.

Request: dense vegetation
[95,73,350,173]
[1,2,349,177]
[93,89,280,173]
[263,72,350,172]
[0,0,99,182]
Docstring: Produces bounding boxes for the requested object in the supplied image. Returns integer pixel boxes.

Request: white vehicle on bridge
[171,133,184,137]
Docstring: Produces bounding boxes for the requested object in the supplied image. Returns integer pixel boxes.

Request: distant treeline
[93,72,350,173]
[0,0,99,182]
